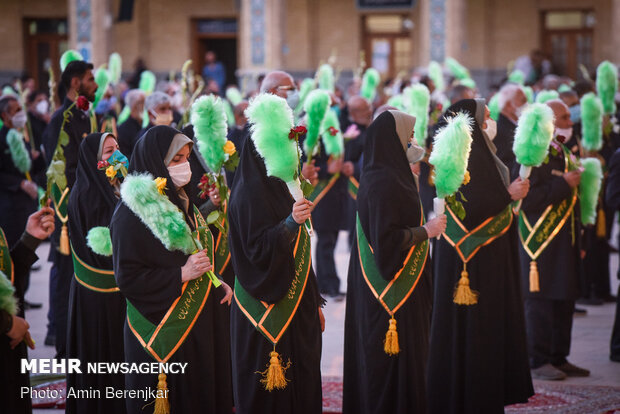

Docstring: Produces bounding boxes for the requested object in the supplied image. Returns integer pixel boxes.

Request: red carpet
[29,375,620,413]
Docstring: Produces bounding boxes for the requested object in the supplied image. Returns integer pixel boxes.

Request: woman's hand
[26,207,55,240]
[292,199,314,224]
[209,186,221,207]
[181,250,213,282]
[508,177,530,201]
[219,281,233,306]
[7,316,34,350]
[423,214,447,238]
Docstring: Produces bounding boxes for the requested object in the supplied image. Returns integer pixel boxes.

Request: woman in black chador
[427,99,534,413]
[110,125,233,414]
[66,132,126,414]
[227,135,323,414]
[343,110,446,414]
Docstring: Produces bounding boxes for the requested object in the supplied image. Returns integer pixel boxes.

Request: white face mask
[484,119,497,141]
[406,142,425,164]
[35,100,49,115]
[12,111,27,129]
[286,89,300,109]
[150,109,173,126]
[554,127,573,142]
[515,103,528,118]
[167,161,192,188]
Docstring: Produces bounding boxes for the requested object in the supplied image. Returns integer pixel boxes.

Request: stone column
[68,0,111,66]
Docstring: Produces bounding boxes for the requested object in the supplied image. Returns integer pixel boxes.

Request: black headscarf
[436,99,512,228]
[129,125,196,230]
[227,137,301,302]
[358,111,423,280]
[68,133,119,269]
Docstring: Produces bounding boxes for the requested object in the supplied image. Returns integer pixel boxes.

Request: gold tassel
[153,373,170,414]
[453,263,478,305]
[529,261,540,292]
[59,223,70,256]
[260,349,290,391]
[383,316,400,356]
[596,207,606,238]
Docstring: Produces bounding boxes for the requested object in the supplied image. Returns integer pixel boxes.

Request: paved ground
[24,230,619,412]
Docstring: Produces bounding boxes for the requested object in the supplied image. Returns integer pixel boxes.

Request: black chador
[427,99,533,413]
[343,111,431,413]
[65,133,126,414]
[110,126,232,414]
[228,137,323,414]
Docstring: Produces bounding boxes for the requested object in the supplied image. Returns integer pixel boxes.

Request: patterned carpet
[30,375,620,413]
[322,376,620,414]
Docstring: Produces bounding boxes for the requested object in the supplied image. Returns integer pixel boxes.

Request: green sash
[233,225,311,345]
[0,228,13,285]
[70,245,119,293]
[126,208,214,362]
[348,177,359,200]
[307,173,340,206]
[443,204,514,263]
[213,203,231,275]
[356,214,429,315]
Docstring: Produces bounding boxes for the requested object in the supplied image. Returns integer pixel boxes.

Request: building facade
[1,0,619,93]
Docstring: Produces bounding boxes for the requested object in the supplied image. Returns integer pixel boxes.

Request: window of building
[362,14,414,79]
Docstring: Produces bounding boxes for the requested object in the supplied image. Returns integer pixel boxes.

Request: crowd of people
[0,46,619,414]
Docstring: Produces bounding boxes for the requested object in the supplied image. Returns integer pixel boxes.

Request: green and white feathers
[445,57,470,80]
[225,86,243,106]
[246,94,297,183]
[303,89,331,156]
[407,84,431,146]
[87,227,113,257]
[108,53,123,84]
[429,112,474,198]
[596,61,618,115]
[581,92,603,151]
[191,95,229,172]
[321,109,344,157]
[295,78,316,114]
[428,61,445,92]
[535,90,559,104]
[360,68,381,101]
[512,103,555,167]
[121,174,196,254]
[317,63,335,92]
[6,129,31,175]
[579,157,603,225]
[60,49,84,72]
[508,70,525,85]
[0,270,17,316]
[139,70,157,94]
[93,66,111,108]
[488,94,500,121]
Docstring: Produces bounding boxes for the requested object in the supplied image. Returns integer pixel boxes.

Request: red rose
[76,96,90,111]
[289,125,307,140]
[288,130,296,140]
[437,103,443,111]
[556,135,567,144]
[328,126,339,136]
[97,160,109,169]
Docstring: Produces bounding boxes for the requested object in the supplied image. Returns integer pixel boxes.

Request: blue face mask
[107,150,129,178]
[569,105,581,123]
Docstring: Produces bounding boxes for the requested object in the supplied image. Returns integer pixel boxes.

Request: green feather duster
[121,173,196,254]
[445,57,470,80]
[93,66,110,108]
[513,103,554,168]
[321,109,344,157]
[139,71,156,94]
[581,92,603,151]
[0,270,17,315]
[408,84,430,146]
[579,157,603,225]
[596,61,618,115]
[523,86,534,103]
[108,53,122,84]
[387,94,406,111]
[191,95,229,172]
[60,49,83,72]
[224,99,236,128]
[459,78,476,89]
[295,78,315,114]
[226,86,243,106]
[7,129,31,175]
[360,68,381,101]
[508,70,525,85]
[117,105,131,124]
[246,93,297,184]
[428,61,445,92]
[535,90,559,104]
[87,227,113,257]
[303,89,331,156]
[429,112,473,198]
[488,94,500,121]
[558,84,572,93]
[317,64,335,92]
